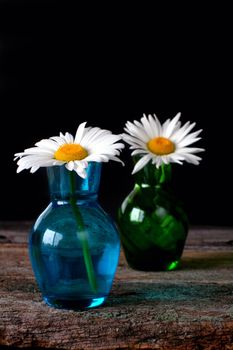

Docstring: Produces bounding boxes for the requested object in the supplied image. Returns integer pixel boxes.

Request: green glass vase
[118,162,189,271]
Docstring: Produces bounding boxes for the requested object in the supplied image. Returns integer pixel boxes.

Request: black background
[0,1,232,225]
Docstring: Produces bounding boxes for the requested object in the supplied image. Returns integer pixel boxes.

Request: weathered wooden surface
[1,223,233,350]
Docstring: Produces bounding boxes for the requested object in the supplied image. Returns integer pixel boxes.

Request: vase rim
[47,162,102,201]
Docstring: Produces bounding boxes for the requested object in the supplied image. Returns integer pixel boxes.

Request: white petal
[84,154,108,162]
[107,142,125,150]
[14,152,24,159]
[172,121,196,143]
[122,134,147,149]
[80,127,101,146]
[131,149,148,156]
[163,112,181,138]
[72,164,87,178]
[169,158,184,165]
[133,120,144,129]
[78,170,87,179]
[88,144,124,158]
[178,137,202,148]
[66,161,75,171]
[22,147,54,155]
[181,153,202,165]
[73,160,89,169]
[161,155,169,164]
[132,154,151,174]
[155,157,163,168]
[82,129,111,146]
[17,155,52,168]
[176,147,205,154]
[30,166,40,173]
[50,136,66,146]
[153,114,162,136]
[124,121,149,142]
[16,157,56,172]
[175,128,203,147]
[74,122,87,144]
[80,160,89,168]
[140,114,154,139]
[64,132,74,144]
[35,139,59,152]
[16,164,27,173]
[88,134,122,148]
[167,154,185,162]
[52,160,66,166]
[162,119,171,135]
[29,159,56,167]
[172,127,201,143]
[108,156,125,166]
[148,114,160,137]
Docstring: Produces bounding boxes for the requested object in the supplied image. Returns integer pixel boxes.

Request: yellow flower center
[54,144,88,162]
[147,137,175,155]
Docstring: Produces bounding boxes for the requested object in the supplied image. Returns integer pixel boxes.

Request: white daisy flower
[14,122,125,178]
[122,113,204,174]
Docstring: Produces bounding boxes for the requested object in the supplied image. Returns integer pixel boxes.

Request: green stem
[160,164,166,183]
[69,171,97,293]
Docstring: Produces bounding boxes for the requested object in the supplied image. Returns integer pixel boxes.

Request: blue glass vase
[29,163,120,310]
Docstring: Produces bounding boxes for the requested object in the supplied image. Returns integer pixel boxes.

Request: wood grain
[1,223,233,349]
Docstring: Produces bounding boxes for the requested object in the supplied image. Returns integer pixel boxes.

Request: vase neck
[47,163,102,201]
[134,162,172,188]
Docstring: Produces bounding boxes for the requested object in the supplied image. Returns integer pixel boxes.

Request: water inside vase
[31,226,119,309]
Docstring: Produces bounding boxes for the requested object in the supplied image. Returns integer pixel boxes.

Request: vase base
[43,296,106,310]
[127,259,180,272]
